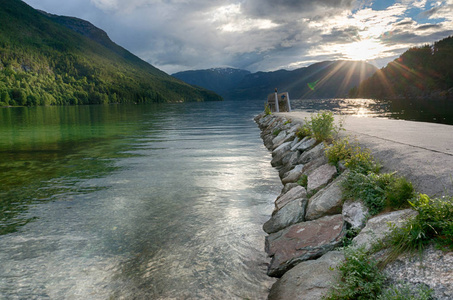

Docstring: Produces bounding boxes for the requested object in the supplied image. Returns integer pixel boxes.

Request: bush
[273,129,281,136]
[324,246,386,300]
[296,111,342,142]
[326,137,380,174]
[264,102,272,115]
[387,194,453,254]
[342,172,414,216]
[378,283,433,300]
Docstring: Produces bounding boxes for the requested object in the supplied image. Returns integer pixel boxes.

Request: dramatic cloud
[22,0,453,74]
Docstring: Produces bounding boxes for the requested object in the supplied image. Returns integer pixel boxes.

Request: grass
[264,103,272,115]
[297,174,308,189]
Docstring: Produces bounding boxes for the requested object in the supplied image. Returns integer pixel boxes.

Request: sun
[342,39,386,61]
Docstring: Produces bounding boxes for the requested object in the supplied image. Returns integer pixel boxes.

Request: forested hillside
[350,36,453,99]
[0,0,221,106]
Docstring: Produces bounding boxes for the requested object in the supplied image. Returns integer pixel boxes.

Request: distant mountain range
[351,35,453,100]
[173,61,378,100]
[0,0,221,106]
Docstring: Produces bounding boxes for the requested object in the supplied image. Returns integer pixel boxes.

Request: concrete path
[276,111,453,197]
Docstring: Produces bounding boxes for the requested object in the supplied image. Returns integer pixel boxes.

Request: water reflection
[291,98,453,125]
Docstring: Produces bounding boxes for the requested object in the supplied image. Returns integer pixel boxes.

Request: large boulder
[307,164,337,194]
[296,137,317,152]
[263,198,308,234]
[302,155,329,176]
[275,185,307,211]
[265,214,346,277]
[282,164,304,184]
[272,131,288,147]
[383,245,453,300]
[297,142,326,164]
[268,251,345,300]
[352,209,417,251]
[280,182,300,196]
[271,142,292,167]
[342,199,369,229]
[305,172,346,220]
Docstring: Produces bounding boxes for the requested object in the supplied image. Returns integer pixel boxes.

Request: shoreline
[254,112,453,299]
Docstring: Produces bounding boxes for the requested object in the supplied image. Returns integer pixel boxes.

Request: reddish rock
[265,214,346,277]
[307,164,337,194]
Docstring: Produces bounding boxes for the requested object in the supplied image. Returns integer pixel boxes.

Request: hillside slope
[0,0,221,106]
[173,61,377,100]
[351,36,453,100]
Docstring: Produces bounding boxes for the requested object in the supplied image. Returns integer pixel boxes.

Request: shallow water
[0,102,279,299]
[1,97,450,299]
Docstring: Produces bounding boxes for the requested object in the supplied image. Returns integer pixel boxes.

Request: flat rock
[302,155,329,176]
[265,214,346,277]
[280,183,300,195]
[352,209,417,251]
[268,251,345,300]
[305,172,346,220]
[275,185,307,211]
[271,142,292,166]
[342,199,369,229]
[263,198,307,234]
[307,164,337,194]
[282,164,304,184]
[290,136,301,148]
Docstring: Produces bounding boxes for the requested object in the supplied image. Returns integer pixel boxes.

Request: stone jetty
[255,112,453,300]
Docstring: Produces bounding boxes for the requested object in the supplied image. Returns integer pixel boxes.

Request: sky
[23,0,453,74]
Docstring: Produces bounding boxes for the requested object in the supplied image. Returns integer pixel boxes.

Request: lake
[0,98,451,299]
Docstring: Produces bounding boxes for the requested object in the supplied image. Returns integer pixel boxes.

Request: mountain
[0,0,221,106]
[172,68,251,98]
[172,61,377,100]
[351,36,453,100]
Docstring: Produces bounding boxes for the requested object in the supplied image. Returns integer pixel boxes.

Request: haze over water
[0,98,451,299]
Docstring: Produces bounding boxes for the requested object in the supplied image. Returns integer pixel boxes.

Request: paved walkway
[276,111,453,197]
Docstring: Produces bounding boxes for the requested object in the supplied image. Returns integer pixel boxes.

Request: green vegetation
[0,0,221,106]
[273,129,281,136]
[264,103,272,115]
[297,174,308,189]
[386,194,453,257]
[296,111,342,142]
[324,246,434,300]
[324,246,386,300]
[350,35,453,99]
[284,119,292,125]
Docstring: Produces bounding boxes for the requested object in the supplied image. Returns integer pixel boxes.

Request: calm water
[0,101,280,299]
[0,98,451,299]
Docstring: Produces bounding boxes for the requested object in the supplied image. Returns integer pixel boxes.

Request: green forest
[0,0,221,107]
[350,35,453,99]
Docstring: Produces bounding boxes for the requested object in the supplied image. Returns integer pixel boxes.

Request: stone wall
[255,113,453,300]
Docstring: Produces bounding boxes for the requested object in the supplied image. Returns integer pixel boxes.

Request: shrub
[297,174,308,189]
[324,246,386,300]
[284,119,292,125]
[273,129,281,136]
[296,111,342,142]
[342,172,414,216]
[264,102,272,115]
[325,137,380,174]
[387,194,453,255]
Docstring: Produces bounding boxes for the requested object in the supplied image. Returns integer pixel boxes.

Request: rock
[342,199,369,229]
[272,131,288,148]
[265,214,346,277]
[280,183,300,195]
[275,185,307,211]
[296,137,317,152]
[271,142,293,167]
[383,245,453,300]
[302,155,329,176]
[352,209,417,251]
[268,251,345,300]
[282,164,304,184]
[290,136,301,148]
[277,131,296,149]
[263,198,307,234]
[281,150,299,166]
[298,142,325,164]
[272,141,292,158]
[288,123,302,133]
[305,172,347,221]
[307,164,337,194]
[290,136,309,152]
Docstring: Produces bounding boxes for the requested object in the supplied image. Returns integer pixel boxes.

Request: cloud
[21,0,453,74]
